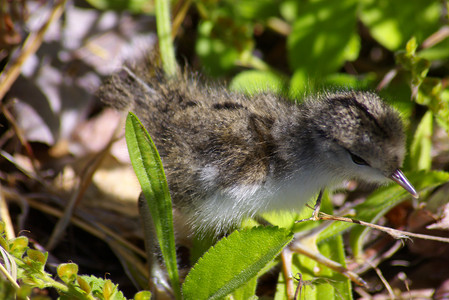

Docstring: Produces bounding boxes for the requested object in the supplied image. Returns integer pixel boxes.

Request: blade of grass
[125,112,181,299]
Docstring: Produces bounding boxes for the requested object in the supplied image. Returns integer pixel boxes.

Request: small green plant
[0,222,151,300]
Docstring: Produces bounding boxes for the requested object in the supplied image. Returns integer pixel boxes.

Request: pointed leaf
[410,110,433,171]
[183,226,293,300]
[125,112,181,299]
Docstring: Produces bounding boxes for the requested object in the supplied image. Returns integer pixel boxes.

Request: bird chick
[99,66,418,235]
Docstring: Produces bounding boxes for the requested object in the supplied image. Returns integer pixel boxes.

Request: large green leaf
[183,226,293,300]
[125,112,181,299]
[287,0,359,78]
[359,0,442,50]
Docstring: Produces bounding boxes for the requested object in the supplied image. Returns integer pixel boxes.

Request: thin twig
[2,187,146,259]
[0,184,15,239]
[303,212,449,243]
[289,238,367,287]
[281,248,295,299]
[1,104,39,173]
[0,0,67,101]
[172,0,192,39]
[46,115,126,250]
[370,262,395,300]
[421,25,449,49]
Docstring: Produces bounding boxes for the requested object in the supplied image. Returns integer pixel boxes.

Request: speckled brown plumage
[99,65,416,234]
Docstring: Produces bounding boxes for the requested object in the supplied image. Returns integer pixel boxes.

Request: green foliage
[183,226,293,299]
[6,1,449,299]
[0,221,149,300]
[195,2,255,76]
[396,37,449,132]
[125,112,181,300]
[359,0,441,50]
[229,70,288,95]
[273,193,352,300]
[287,0,359,91]
[193,0,448,103]
[72,276,126,300]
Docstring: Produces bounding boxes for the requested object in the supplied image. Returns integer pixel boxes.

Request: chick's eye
[349,152,369,166]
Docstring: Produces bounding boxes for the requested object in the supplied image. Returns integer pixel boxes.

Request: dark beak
[389,169,419,199]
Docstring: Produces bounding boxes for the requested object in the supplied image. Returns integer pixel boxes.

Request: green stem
[47,277,96,300]
[155,0,177,77]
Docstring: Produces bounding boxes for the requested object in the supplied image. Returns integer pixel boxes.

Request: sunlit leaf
[287,0,359,76]
[410,110,433,171]
[360,0,442,50]
[183,226,293,300]
[125,113,181,299]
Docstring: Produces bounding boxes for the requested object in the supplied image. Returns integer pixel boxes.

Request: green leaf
[323,73,376,90]
[360,0,442,50]
[419,38,449,61]
[125,112,181,299]
[195,3,255,77]
[134,290,152,300]
[406,37,418,56]
[191,232,218,266]
[230,276,258,300]
[196,19,241,76]
[289,69,310,97]
[8,236,29,258]
[77,276,92,294]
[410,110,433,171]
[57,263,79,285]
[25,249,47,271]
[436,90,449,132]
[230,0,280,20]
[279,0,299,22]
[103,279,116,300]
[287,0,359,76]
[183,226,293,300]
[78,275,126,300]
[229,70,287,95]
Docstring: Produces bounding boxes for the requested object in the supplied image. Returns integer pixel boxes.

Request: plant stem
[155,0,177,77]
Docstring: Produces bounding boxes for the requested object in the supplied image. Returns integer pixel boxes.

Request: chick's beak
[389,169,419,199]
